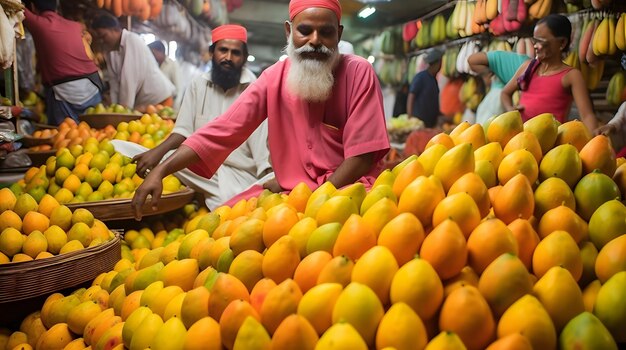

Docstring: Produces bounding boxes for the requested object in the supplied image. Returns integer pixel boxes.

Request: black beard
[211,62,242,91]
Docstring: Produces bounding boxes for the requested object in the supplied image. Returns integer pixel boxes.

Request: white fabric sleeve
[106,53,120,105]
[608,101,626,130]
[246,119,272,177]
[117,33,148,108]
[171,79,199,138]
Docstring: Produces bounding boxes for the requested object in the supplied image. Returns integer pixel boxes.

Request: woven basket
[78,113,141,129]
[0,233,121,303]
[66,187,195,221]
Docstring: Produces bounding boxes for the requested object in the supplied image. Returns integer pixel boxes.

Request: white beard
[285,32,340,102]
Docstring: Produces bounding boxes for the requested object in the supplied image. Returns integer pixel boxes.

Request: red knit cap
[211,24,247,44]
[289,0,342,22]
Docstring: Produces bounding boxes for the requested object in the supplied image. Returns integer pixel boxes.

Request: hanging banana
[606,71,625,106]
[592,15,609,56]
[616,13,626,51]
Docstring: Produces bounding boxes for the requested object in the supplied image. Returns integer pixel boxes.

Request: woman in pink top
[501,14,598,131]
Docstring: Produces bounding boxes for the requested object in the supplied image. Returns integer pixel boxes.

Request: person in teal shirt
[469,51,529,125]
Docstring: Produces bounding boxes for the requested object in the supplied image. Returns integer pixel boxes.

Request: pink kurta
[183,54,390,195]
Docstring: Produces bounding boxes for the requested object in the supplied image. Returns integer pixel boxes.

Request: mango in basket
[0,192,115,264]
[162,175,184,194]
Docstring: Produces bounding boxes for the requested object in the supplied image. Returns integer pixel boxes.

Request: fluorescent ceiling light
[358,6,376,18]
[247,55,256,62]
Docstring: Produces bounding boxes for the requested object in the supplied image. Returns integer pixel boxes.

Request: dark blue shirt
[409,70,440,128]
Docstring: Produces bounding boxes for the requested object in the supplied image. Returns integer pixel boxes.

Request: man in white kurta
[91,14,175,110]
[148,40,182,108]
[112,24,272,210]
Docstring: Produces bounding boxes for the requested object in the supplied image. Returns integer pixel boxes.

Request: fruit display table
[2,110,626,349]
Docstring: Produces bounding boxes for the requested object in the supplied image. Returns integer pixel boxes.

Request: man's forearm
[327,153,376,189]
[152,144,200,178]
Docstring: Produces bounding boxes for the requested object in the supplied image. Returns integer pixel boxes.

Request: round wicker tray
[78,113,142,129]
[0,233,121,303]
[66,187,195,221]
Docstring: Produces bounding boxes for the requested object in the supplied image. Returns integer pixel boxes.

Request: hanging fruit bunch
[96,0,163,21]
[460,76,485,111]
[514,37,536,58]
[576,12,604,91]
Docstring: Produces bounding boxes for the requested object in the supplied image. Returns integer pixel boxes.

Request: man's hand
[595,123,617,136]
[131,144,200,221]
[262,177,283,193]
[133,149,163,178]
[131,170,163,221]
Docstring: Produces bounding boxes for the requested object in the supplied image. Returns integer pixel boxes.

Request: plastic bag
[475,86,505,126]
[0,148,31,168]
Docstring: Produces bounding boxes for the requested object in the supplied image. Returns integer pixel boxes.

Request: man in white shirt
[114,24,272,210]
[148,40,180,106]
[90,14,175,111]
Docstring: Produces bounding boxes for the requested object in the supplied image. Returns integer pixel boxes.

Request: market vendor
[90,14,175,111]
[132,0,390,219]
[114,24,273,210]
[407,49,443,128]
[23,0,104,126]
[148,40,180,107]
[501,14,598,131]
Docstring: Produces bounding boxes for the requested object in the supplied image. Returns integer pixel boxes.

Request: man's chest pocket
[320,122,343,153]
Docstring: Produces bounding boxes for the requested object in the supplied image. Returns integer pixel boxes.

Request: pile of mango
[0,189,115,264]
[2,110,626,349]
[13,138,185,204]
[25,118,116,153]
[84,103,139,116]
[113,113,175,149]
[83,103,175,150]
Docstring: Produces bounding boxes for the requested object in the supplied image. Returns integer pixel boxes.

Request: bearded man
[115,24,272,210]
[132,0,390,219]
